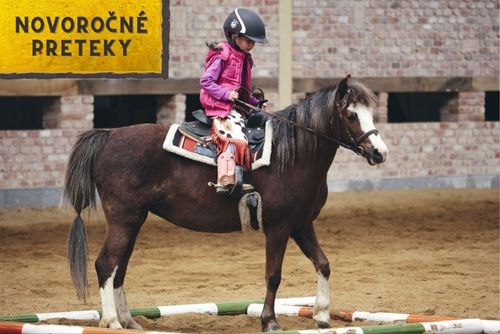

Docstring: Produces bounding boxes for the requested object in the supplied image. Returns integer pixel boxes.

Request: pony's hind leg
[291,222,331,328]
[95,208,146,329]
[98,265,121,329]
[114,285,142,329]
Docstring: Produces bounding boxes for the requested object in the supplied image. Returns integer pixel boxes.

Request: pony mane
[348,80,378,111]
[271,79,377,170]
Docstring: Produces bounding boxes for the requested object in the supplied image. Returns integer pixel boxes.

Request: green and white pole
[0,296,315,323]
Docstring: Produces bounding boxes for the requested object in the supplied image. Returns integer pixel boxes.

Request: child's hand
[228,91,239,101]
[257,99,268,110]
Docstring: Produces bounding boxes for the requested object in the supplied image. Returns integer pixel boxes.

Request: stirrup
[228,166,244,195]
[216,184,232,195]
[208,182,254,196]
[240,183,255,193]
[208,182,232,195]
[208,166,253,196]
[221,183,254,194]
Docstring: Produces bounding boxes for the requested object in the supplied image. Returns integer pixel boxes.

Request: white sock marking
[99,266,121,329]
[313,271,330,324]
[114,286,142,329]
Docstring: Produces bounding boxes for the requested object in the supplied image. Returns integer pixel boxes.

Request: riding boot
[214,150,236,195]
[215,166,254,195]
[210,144,253,195]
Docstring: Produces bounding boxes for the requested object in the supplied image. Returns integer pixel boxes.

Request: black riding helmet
[223,8,268,44]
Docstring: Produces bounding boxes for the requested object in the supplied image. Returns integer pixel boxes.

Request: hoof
[99,318,122,329]
[124,319,143,330]
[317,321,330,329]
[262,319,281,332]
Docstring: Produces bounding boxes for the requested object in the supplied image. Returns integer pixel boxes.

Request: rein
[235,99,377,156]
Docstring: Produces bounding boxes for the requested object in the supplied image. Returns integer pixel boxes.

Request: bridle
[340,126,380,156]
[235,94,379,157]
[331,96,380,156]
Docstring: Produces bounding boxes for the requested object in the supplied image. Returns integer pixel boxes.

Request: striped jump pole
[0,321,181,334]
[257,319,496,334]
[247,304,458,323]
[317,310,499,333]
[332,310,459,323]
[0,296,315,323]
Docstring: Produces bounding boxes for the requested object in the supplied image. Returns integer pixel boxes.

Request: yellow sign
[0,0,169,78]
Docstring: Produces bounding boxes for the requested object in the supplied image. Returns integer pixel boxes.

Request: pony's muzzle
[365,147,386,165]
[371,148,387,165]
[371,148,386,164]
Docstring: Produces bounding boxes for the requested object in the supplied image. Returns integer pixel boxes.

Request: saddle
[178,110,268,161]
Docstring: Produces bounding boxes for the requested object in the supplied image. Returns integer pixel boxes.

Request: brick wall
[457,92,486,122]
[157,94,187,126]
[169,0,499,79]
[440,92,487,122]
[0,95,93,190]
[0,129,79,189]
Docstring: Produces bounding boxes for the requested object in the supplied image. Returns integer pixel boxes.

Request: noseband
[341,128,379,156]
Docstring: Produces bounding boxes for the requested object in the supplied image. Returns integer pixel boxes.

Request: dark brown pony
[64,75,388,332]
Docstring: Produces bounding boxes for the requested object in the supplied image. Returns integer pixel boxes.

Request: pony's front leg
[261,225,290,332]
[292,222,331,328]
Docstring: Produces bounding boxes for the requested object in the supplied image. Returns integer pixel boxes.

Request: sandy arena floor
[0,189,498,333]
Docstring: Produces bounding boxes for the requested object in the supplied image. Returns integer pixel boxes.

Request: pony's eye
[346,112,357,122]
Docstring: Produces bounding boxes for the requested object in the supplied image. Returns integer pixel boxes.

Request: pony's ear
[337,74,352,100]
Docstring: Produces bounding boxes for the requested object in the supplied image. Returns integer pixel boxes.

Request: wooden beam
[472,76,499,92]
[292,77,499,93]
[77,79,200,95]
[0,77,496,96]
[0,80,78,96]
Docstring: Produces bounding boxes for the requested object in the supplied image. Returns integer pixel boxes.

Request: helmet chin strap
[227,34,243,52]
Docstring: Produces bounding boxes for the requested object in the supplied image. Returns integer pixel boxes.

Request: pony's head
[334,75,388,165]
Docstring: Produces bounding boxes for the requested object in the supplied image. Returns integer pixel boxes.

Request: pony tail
[63,129,109,301]
[68,214,89,301]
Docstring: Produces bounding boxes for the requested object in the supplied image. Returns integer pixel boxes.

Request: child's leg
[217,143,237,187]
[211,111,253,194]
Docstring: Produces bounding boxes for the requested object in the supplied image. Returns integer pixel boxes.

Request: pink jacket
[199,42,256,118]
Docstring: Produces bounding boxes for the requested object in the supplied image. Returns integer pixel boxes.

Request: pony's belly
[172,222,242,233]
[154,210,243,233]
